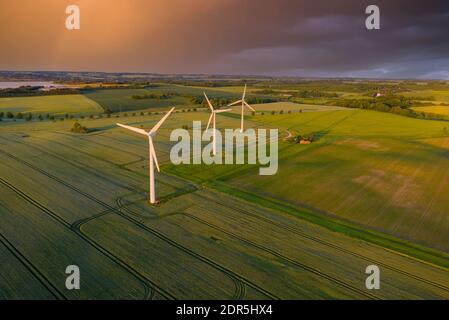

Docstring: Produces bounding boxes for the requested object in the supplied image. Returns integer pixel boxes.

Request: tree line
[330,95,447,120]
[0,86,80,97]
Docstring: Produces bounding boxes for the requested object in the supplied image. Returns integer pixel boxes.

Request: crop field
[233,102,346,113]
[83,88,190,113]
[403,90,449,104]
[0,106,449,299]
[209,110,449,251]
[0,94,103,116]
[412,105,449,117]
[1,84,449,300]
[82,84,242,113]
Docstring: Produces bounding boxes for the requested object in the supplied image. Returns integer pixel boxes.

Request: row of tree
[328,95,448,119]
[189,95,279,107]
[131,92,179,100]
[0,87,80,97]
[255,88,339,99]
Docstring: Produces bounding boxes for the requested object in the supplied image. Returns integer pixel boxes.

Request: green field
[83,88,189,113]
[403,90,449,104]
[240,102,346,113]
[1,83,449,300]
[412,105,449,117]
[167,109,449,251]
[0,94,103,116]
[82,84,242,113]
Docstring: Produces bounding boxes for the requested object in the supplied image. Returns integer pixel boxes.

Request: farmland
[0,94,103,116]
[412,105,449,118]
[1,81,449,300]
[83,84,242,113]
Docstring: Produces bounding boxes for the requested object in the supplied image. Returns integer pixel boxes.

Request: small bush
[70,121,88,134]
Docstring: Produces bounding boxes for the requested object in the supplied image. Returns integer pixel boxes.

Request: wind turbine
[116,107,175,204]
[204,93,231,155]
[228,84,255,132]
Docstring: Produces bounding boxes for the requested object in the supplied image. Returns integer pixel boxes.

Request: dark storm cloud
[1,0,448,78]
[202,0,449,78]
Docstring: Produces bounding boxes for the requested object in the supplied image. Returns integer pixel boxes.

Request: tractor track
[194,191,449,294]
[0,149,272,300]
[52,131,175,166]
[69,209,172,300]
[0,175,166,300]
[115,198,249,300]
[3,134,448,297]
[0,231,66,300]
[0,135,190,195]
[181,210,380,300]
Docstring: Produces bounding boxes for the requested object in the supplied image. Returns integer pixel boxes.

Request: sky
[1,0,448,79]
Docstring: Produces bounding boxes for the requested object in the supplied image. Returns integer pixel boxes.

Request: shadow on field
[311,130,330,141]
[87,124,117,133]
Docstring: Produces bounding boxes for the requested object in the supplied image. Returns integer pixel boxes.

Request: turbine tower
[228,84,255,132]
[116,107,175,204]
[204,93,231,155]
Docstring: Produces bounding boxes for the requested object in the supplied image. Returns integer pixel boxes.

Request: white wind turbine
[116,107,175,204]
[228,84,255,132]
[204,93,231,155]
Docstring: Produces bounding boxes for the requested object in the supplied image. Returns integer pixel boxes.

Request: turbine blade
[244,101,255,112]
[227,100,242,107]
[205,113,213,131]
[150,107,175,134]
[214,109,232,113]
[149,138,160,172]
[242,84,247,100]
[117,123,148,136]
[203,93,214,111]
